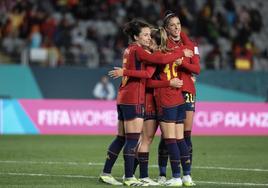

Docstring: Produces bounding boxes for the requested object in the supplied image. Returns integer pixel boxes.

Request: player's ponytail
[159,27,169,52]
[151,27,171,53]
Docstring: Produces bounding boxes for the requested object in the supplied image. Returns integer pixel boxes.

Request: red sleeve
[123,66,155,78]
[147,79,170,88]
[181,55,200,75]
[136,46,183,64]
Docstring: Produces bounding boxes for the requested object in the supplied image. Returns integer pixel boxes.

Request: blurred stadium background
[0,0,268,187]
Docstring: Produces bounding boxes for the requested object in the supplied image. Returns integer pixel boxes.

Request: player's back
[154,50,184,107]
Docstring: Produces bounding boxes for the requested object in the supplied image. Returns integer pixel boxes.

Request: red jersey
[167,32,200,95]
[146,76,173,115]
[122,64,173,115]
[117,43,184,105]
[180,32,200,95]
[154,50,185,107]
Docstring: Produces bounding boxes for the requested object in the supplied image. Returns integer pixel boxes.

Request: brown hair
[163,10,178,28]
[123,19,151,41]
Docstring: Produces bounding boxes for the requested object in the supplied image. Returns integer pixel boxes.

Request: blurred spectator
[42,37,62,67]
[0,0,267,71]
[29,25,42,48]
[233,42,254,71]
[205,43,221,70]
[93,75,115,100]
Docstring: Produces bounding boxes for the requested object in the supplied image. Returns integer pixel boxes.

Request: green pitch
[0,135,268,187]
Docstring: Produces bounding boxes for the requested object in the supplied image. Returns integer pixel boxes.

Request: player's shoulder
[124,43,141,54]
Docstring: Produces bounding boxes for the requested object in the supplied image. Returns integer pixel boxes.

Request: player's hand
[108,67,123,79]
[191,76,196,83]
[175,58,183,65]
[169,78,183,88]
[183,49,193,58]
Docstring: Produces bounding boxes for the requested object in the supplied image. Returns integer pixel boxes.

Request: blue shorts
[117,104,145,121]
[183,92,196,112]
[158,104,186,123]
[144,113,157,121]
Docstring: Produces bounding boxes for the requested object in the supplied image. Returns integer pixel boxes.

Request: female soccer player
[116,26,192,186]
[109,27,185,186]
[99,19,192,186]
[157,11,200,187]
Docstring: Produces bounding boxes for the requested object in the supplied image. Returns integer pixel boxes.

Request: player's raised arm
[179,32,201,75]
[123,65,156,78]
[108,66,156,79]
[136,46,193,65]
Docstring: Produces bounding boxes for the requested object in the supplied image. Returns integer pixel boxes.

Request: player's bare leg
[138,120,157,152]
[137,120,159,186]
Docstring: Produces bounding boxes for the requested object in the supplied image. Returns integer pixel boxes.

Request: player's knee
[141,138,152,146]
[146,134,155,144]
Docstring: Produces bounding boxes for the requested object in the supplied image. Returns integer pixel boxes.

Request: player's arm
[123,65,155,78]
[136,46,193,65]
[180,54,200,75]
[147,78,183,88]
[146,79,169,88]
[176,44,200,75]
[179,33,201,74]
[108,66,155,79]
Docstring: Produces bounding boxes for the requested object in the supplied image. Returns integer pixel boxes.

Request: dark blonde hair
[151,27,171,53]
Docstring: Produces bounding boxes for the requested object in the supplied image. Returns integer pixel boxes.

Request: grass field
[0,135,268,187]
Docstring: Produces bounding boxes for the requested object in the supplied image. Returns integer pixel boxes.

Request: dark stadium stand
[0,0,267,71]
